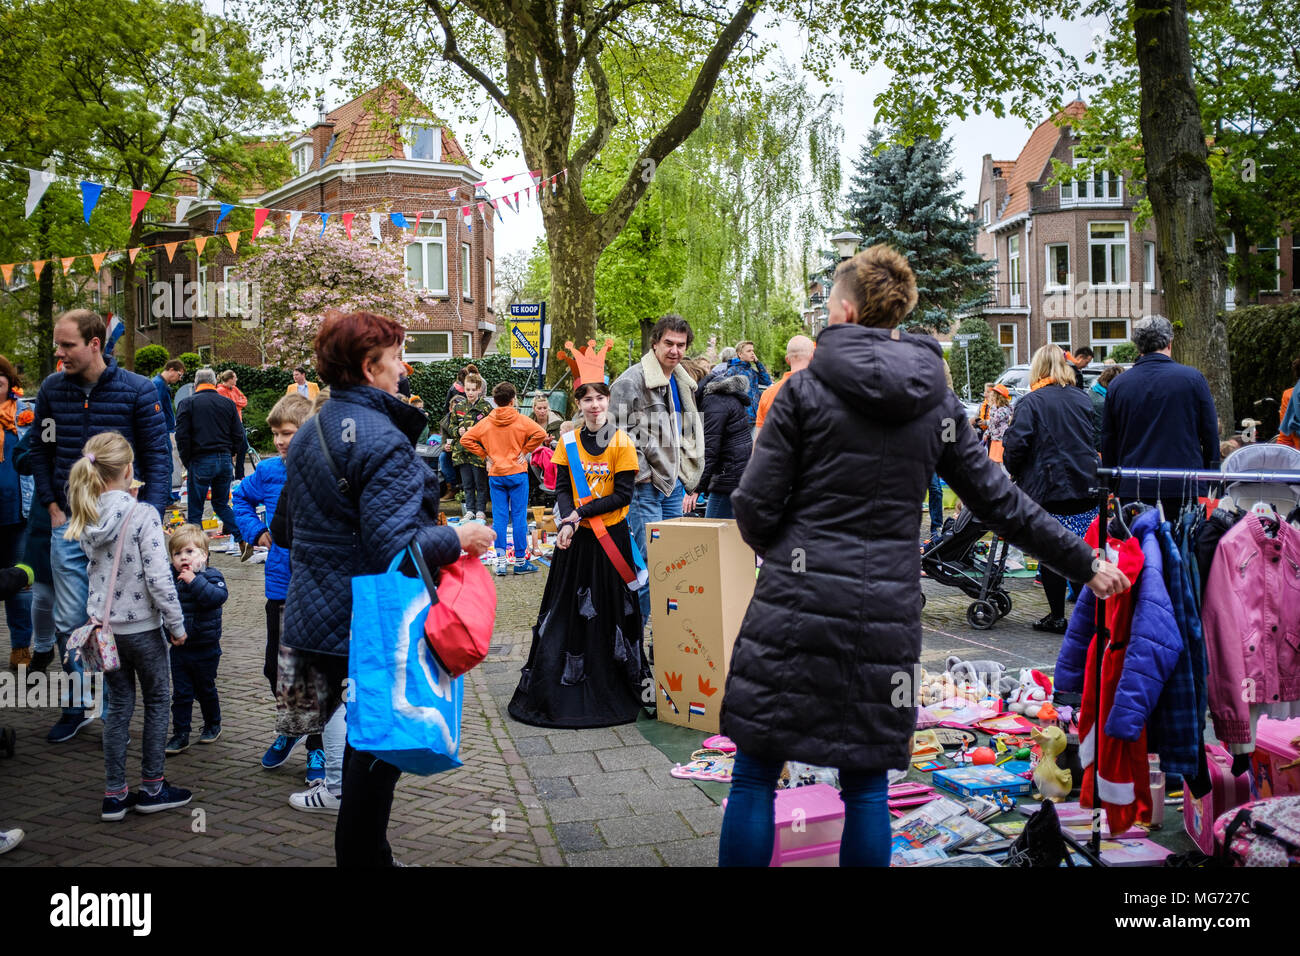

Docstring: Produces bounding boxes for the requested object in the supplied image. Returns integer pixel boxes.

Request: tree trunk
[1134,0,1232,434]
[542,181,600,386]
[120,219,145,371]
[36,207,55,378]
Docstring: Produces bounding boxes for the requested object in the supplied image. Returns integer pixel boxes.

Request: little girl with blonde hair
[65,432,191,821]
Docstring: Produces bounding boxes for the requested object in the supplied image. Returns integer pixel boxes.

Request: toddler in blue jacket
[164,524,228,754]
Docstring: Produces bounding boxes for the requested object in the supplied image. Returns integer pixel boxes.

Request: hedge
[134,345,169,378]
[1227,302,1300,438]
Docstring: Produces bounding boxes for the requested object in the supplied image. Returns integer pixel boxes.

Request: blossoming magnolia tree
[228,229,423,367]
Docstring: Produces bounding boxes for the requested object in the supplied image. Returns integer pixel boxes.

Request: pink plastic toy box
[1184,743,1252,854]
[1249,717,1300,800]
[725,783,846,866]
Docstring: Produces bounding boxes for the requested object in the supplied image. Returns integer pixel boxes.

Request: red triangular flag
[128,248,141,264]
[0,264,13,286]
[226,231,240,254]
[193,235,208,257]
[129,189,151,225]
[252,207,269,238]
[61,256,77,275]
[476,201,485,215]
[31,260,46,280]
[90,251,107,272]
[462,205,470,219]
[342,212,355,239]
[514,191,520,207]
[164,242,179,262]
[413,211,422,234]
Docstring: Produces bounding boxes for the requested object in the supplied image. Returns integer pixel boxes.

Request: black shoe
[1032,615,1068,634]
[165,733,190,755]
[28,650,53,674]
[198,724,221,744]
[47,713,93,743]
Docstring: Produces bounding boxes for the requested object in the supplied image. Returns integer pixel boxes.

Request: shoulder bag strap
[99,502,145,625]
[314,414,352,497]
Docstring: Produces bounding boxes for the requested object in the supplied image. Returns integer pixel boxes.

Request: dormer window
[292,144,314,176]
[405,125,438,161]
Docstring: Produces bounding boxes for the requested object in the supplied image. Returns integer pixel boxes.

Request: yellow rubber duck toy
[1030,725,1072,802]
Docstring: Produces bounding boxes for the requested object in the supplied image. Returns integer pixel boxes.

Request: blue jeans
[704,491,734,519]
[718,750,890,867]
[927,473,943,533]
[170,643,221,734]
[188,452,239,539]
[627,479,685,620]
[50,532,92,715]
[439,450,458,487]
[1,521,32,649]
[489,473,529,560]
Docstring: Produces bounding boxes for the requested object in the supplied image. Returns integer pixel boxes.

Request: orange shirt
[755,372,795,430]
[552,428,639,527]
[1280,388,1299,449]
[459,407,548,476]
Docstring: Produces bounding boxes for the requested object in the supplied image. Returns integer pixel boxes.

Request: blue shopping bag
[347,547,464,775]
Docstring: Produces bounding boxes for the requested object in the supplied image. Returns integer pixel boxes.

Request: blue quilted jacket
[171,567,228,647]
[232,456,290,600]
[31,359,171,515]
[281,385,462,657]
[1056,508,1183,741]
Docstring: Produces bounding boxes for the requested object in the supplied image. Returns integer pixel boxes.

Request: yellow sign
[510,319,542,370]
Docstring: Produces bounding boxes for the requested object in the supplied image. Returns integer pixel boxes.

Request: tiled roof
[997,100,1086,221]
[306,81,469,166]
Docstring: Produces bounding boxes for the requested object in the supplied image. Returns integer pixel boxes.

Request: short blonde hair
[268,394,312,429]
[167,524,209,557]
[1029,344,1076,388]
[832,244,918,329]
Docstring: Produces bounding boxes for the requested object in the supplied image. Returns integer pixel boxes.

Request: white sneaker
[475,511,486,521]
[0,828,24,855]
[248,550,268,564]
[289,782,341,814]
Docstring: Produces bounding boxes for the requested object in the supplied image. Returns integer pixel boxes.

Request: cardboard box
[646,518,756,734]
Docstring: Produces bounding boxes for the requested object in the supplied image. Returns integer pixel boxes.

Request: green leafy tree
[134,344,170,378]
[1109,341,1139,363]
[845,130,993,333]
[947,318,1006,401]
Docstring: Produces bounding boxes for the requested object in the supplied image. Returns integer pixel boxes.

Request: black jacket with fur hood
[695,373,752,496]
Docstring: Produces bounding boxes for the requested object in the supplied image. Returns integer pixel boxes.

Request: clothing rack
[1086,465,1300,859]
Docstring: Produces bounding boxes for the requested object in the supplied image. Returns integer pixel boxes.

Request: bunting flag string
[226,231,240,254]
[25,169,50,218]
[342,211,355,240]
[129,189,151,226]
[252,207,270,239]
[193,235,208,257]
[80,182,103,223]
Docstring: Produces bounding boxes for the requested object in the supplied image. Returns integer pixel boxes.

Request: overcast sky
[256,8,1110,263]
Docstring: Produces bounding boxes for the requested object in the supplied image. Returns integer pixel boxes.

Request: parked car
[996,362,1132,404]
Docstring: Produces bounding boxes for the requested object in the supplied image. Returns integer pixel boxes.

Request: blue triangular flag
[215,203,234,232]
[319,212,331,236]
[80,181,104,223]
[390,212,410,229]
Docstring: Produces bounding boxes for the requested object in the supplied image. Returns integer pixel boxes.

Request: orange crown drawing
[665,671,683,692]
[698,676,718,697]
[556,338,613,388]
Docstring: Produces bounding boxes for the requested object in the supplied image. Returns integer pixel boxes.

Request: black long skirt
[508,521,650,728]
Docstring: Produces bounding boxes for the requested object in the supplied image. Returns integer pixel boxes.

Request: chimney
[311,96,335,169]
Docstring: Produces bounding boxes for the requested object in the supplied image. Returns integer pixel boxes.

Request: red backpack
[412,548,496,678]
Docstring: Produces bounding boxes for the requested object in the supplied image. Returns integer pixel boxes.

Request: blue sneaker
[305,748,326,784]
[101,792,137,822]
[134,781,192,814]
[513,560,539,575]
[261,734,303,770]
[47,712,93,743]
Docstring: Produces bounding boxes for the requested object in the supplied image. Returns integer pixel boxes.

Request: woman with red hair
[275,311,494,867]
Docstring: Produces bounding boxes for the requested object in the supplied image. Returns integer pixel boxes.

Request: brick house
[131,81,498,366]
[972,101,1298,367]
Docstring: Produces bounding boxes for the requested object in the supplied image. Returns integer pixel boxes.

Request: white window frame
[404,331,452,363]
[403,124,438,162]
[981,199,990,224]
[1089,319,1131,360]
[461,243,472,299]
[222,265,237,316]
[195,266,208,317]
[1259,236,1281,293]
[1088,221,1129,287]
[1062,149,1123,206]
[405,221,447,295]
[485,257,493,310]
[998,323,1017,367]
[292,145,313,176]
[1225,234,1237,310]
[1045,243,1070,290]
[1143,241,1156,290]
[1008,234,1021,306]
[463,332,473,358]
[1048,321,1072,351]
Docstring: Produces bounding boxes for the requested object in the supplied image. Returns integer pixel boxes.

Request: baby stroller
[920,507,1013,630]
[528,447,558,508]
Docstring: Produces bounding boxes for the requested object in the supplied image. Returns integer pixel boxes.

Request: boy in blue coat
[164,525,228,754]
[231,395,321,776]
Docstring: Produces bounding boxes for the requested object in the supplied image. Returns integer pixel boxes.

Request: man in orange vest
[754,335,814,435]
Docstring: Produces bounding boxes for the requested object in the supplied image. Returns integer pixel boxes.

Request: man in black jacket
[1101,315,1219,509]
[177,368,244,555]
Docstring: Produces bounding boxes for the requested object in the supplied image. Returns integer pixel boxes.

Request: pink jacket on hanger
[1201,515,1300,743]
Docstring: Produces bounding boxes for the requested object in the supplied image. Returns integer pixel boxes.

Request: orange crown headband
[556,338,613,388]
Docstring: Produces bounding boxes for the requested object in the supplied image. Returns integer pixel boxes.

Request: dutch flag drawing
[666,598,678,614]
[650,529,660,540]
[688,702,706,717]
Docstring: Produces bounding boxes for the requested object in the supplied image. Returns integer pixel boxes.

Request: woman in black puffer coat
[695,372,752,519]
[1002,344,1102,634]
[717,245,1131,867]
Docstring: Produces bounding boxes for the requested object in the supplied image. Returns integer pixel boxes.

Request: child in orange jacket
[460,382,548,575]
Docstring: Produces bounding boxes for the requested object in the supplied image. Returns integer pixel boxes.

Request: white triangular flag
[25,168,51,218]
[174,196,194,224]
[288,211,303,243]
[369,212,382,242]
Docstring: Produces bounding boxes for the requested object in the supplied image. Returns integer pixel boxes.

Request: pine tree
[845,130,993,333]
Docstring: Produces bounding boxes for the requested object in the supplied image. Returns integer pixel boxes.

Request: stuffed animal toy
[1030,725,1072,801]
[945,655,1011,699]
[1008,669,1054,718]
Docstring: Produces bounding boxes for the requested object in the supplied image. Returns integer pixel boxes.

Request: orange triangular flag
[226,231,240,254]
[252,208,269,238]
[164,242,179,262]
[90,252,107,271]
[31,260,46,280]
[129,189,151,225]
[128,247,141,264]
[193,235,208,257]
[61,256,77,275]
[342,213,355,239]
[0,264,13,286]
